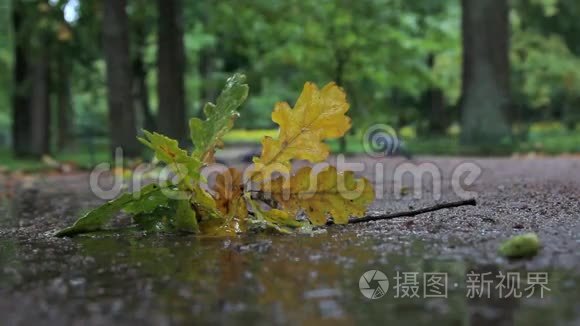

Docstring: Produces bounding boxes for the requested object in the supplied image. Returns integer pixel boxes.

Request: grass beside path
[0,148,110,172]
[1,128,578,173]
[222,129,580,156]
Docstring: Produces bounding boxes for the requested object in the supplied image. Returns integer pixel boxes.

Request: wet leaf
[499,233,541,258]
[191,184,222,220]
[56,184,161,237]
[261,166,374,225]
[211,168,247,219]
[123,187,168,214]
[199,216,247,236]
[175,199,199,233]
[246,196,295,234]
[133,206,175,232]
[139,130,201,180]
[256,206,302,229]
[57,75,379,237]
[252,82,351,179]
[197,168,249,236]
[190,74,249,163]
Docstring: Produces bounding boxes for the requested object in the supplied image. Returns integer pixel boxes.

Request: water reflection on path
[1,230,578,325]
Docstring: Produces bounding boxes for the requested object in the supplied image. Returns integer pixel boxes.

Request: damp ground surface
[0,156,579,325]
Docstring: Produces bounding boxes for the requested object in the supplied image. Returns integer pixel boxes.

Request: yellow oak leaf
[191,184,221,219]
[199,216,246,236]
[211,167,248,220]
[252,82,351,180]
[201,168,248,235]
[246,197,301,234]
[261,166,374,225]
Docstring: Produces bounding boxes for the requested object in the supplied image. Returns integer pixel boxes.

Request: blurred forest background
[0,0,579,170]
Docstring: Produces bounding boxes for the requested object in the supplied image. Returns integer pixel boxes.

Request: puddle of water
[0,231,578,325]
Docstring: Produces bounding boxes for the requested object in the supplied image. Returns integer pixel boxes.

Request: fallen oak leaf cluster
[56,74,476,237]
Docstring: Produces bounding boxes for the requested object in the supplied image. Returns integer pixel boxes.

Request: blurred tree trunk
[563,99,579,130]
[12,2,51,158]
[132,17,156,132]
[460,0,511,146]
[11,4,32,157]
[28,53,52,157]
[157,0,186,142]
[56,56,72,151]
[54,2,75,152]
[102,0,140,157]
[427,88,446,134]
[425,54,447,135]
[134,55,156,132]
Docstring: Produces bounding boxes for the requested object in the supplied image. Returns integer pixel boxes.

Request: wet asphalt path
[0,156,579,325]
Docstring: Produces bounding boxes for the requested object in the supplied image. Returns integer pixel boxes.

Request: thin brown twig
[326,198,477,225]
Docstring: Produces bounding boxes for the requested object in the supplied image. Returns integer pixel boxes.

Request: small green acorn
[499,233,541,258]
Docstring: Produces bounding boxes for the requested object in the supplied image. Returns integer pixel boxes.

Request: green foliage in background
[0,1,12,146]
[1,0,579,157]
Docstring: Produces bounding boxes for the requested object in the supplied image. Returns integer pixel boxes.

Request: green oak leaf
[56,184,161,237]
[191,184,221,220]
[139,130,201,181]
[175,199,199,233]
[123,187,169,214]
[133,206,176,232]
[190,73,249,163]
